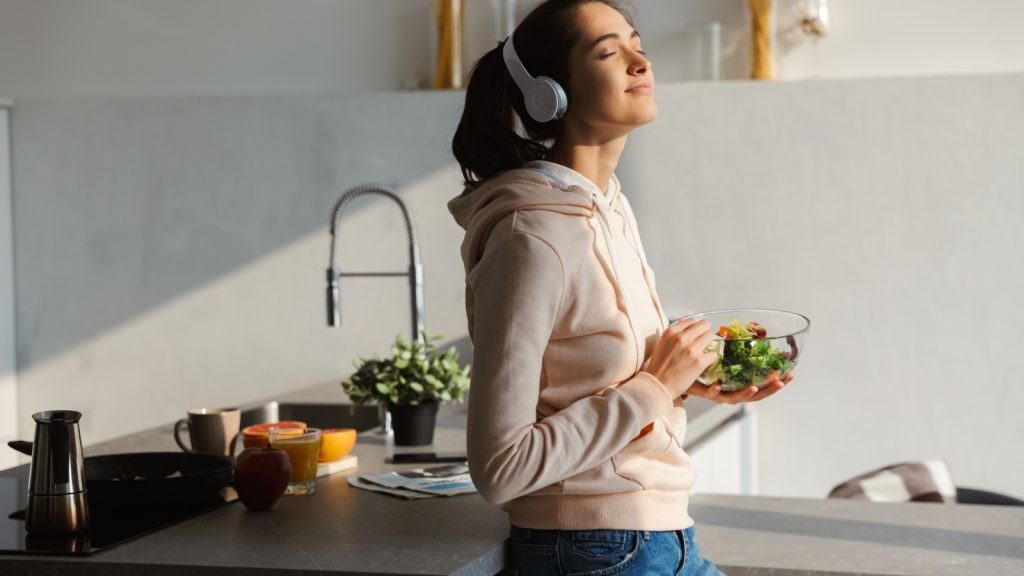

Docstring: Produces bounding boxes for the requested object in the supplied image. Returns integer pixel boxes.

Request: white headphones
[502,34,568,123]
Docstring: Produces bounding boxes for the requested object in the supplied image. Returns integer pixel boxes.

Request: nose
[629,50,650,75]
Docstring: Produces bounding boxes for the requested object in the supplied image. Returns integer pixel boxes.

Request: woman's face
[562,2,656,136]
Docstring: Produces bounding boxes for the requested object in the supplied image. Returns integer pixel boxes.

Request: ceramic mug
[173,407,241,457]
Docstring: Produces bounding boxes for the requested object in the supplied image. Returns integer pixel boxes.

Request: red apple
[233,447,292,512]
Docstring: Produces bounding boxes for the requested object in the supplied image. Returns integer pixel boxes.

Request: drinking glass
[269,428,321,496]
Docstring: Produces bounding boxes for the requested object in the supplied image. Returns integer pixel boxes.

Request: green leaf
[344,327,471,406]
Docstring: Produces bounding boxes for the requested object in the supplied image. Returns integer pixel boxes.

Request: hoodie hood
[450,163,668,383]
[448,167,597,271]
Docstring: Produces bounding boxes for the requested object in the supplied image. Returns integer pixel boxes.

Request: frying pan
[8,441,233,509]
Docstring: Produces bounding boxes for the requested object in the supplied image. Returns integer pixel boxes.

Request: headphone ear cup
[548,78,568,120]
[526,77,568,122]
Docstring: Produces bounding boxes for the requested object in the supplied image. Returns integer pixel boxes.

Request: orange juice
[269,428,321,495]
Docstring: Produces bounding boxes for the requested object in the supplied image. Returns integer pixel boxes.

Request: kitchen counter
[695,494,1024,575]
[2,384,1022,575]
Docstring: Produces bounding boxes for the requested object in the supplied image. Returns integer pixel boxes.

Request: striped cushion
[828,460,957,503]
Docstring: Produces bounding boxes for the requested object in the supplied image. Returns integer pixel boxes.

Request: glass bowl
[683,309,810,392]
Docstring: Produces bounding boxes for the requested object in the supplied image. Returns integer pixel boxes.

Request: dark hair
[451,0,635,188]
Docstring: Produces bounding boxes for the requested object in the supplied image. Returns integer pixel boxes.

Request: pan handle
[7,440,33,456]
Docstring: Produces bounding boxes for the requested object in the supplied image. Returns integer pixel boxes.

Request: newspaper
[347,463,477,499]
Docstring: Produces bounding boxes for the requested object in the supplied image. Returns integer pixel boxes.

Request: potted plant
[341,331,470,446]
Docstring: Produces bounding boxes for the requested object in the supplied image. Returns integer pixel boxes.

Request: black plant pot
[388,402,439,446]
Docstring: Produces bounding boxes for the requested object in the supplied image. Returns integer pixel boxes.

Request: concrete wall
[2,0,1024,100]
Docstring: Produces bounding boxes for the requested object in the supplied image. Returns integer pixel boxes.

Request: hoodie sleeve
[466,227,674,505]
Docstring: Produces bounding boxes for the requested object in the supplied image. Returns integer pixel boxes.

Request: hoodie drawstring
[618,195,669,332]
[592,195,645,375]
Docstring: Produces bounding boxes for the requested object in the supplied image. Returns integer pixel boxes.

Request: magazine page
[350,463,477,498]
[346,475,435,500]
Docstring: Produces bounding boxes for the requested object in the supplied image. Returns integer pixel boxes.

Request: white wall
[9,94,470,448]
[9,74,1024,499]
[0,0,438,98]
[2,0,1023,498]
[0,103,17,471]
[776,0,1024,80]
[620,75,1024,499]
[3,0,1024,100]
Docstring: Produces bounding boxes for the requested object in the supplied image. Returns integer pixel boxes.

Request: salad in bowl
[683,309,810,392]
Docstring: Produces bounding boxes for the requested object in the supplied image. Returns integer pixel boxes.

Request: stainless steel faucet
[326,183,425,343]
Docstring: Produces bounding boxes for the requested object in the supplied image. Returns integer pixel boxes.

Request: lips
[626,82,653,93]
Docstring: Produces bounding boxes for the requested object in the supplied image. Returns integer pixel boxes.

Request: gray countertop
[2,384,1022,575]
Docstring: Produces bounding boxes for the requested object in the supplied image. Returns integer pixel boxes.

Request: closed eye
[600,49,647,60]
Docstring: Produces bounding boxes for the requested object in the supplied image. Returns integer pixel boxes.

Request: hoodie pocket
[661,409,688,451]
[559,420,670,496]
[610,419,674,490]
[561,418,692,496]
[611,416,695,493]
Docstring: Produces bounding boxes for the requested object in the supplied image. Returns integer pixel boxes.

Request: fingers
[746,379,786,402]
[689,382,720,400]
[667,317,700,332]
[696,329,715,350]
[747,372,793,401]
[668,317,710,338]
[716,385,761,404]
[673,320,712,351]
[690,382,756,405]
[680,319,711,339]
[661,319,712,357]
[691,376,790,404]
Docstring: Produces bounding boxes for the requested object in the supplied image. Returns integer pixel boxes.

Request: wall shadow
[11,92,466,369]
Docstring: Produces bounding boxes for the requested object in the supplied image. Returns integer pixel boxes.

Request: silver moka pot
[26,410,90,534]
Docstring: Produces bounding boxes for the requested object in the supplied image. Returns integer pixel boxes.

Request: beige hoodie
[448,162,696,531]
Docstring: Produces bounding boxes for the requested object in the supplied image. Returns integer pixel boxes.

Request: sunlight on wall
[15,165,468,447]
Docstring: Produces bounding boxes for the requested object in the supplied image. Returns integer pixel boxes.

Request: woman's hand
[685,371,794,405]
[644,318,720,399]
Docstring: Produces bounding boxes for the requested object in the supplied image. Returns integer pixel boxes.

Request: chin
[634,103,659,126]
[643,103,659,124]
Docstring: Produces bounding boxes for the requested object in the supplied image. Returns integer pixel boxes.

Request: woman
[448,1,792,574]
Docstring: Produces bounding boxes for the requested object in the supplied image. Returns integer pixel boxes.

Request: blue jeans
[507,524,725,575]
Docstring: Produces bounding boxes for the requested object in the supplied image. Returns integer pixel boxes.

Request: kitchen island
[2,383,1022,575]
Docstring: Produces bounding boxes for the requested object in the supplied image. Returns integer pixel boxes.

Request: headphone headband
[502,36,535,91]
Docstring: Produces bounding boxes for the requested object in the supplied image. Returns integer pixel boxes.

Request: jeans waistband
[510,525,673,541]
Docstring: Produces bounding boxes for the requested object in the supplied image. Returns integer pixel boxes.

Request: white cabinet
[688,407,758,496]
[0,102,18,471]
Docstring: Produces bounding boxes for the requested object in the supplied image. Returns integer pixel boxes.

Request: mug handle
[173,419,193,452]
[228,431,241,457]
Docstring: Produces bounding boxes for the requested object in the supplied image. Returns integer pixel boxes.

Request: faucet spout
[326,184,425,343]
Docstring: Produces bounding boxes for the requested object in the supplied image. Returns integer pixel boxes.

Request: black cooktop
[0,477,235,556]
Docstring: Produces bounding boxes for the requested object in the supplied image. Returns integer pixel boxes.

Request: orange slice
[318,428,357,462]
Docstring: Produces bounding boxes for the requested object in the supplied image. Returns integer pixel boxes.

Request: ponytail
[451,1,636,189]
[451,44,549,188]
